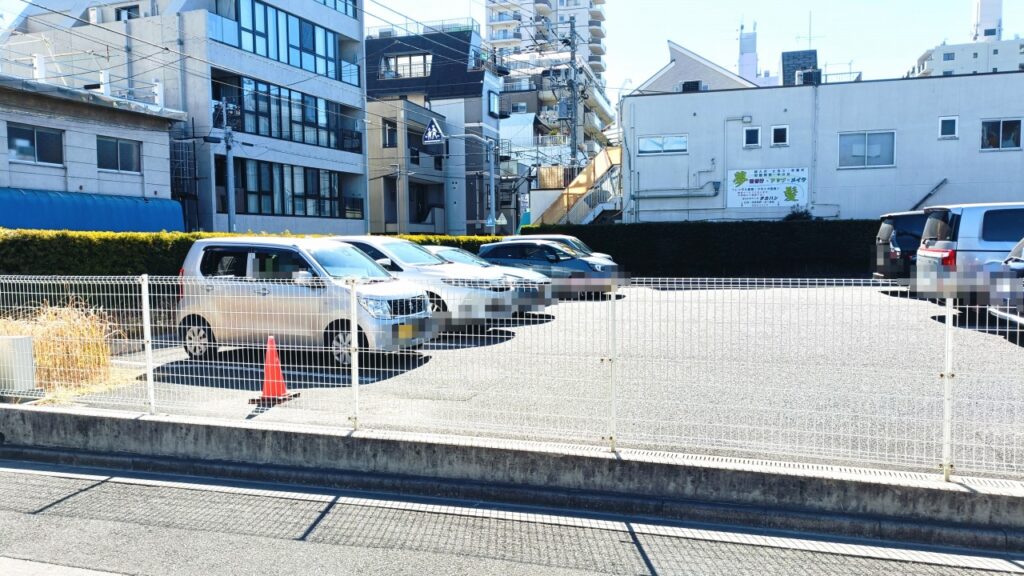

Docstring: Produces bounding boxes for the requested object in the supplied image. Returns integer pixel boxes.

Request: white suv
[177,237,433,365]
[331,236,514,329]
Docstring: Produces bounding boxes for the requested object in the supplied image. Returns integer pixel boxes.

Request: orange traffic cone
[249,336,299,406]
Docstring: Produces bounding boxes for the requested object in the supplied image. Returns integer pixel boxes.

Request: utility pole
[568,15,578,169]
[222,98,237,233]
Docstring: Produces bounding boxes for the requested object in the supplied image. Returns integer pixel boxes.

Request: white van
[915,203,1024,302]
[177,237,433,365]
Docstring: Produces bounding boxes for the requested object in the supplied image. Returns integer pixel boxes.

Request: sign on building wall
[726,168,808,208]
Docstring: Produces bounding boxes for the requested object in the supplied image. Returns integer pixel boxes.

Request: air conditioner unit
[88,7,101,24]
[378,28,394,38]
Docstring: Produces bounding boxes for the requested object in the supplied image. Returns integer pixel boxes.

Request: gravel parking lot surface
[70,283,1024,477]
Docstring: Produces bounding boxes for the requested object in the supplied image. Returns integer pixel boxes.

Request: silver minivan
[915,202,1024,301]
[177,237,433,365]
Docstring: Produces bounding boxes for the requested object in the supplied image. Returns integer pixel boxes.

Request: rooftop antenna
[795,11,824,50]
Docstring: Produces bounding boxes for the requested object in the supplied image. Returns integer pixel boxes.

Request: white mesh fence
[0,274,1022,479]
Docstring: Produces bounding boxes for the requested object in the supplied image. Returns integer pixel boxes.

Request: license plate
[398,324,415,339]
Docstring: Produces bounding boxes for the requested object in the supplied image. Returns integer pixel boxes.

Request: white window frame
[636,134,688,156]
[743,126,761,149]
[837,130,896,169]
[938,116,959,139]
[980,118,1023,151]
[770,125,789,147]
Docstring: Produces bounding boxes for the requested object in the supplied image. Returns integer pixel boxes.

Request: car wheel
[326,323,367,367]
[182,318,217,361]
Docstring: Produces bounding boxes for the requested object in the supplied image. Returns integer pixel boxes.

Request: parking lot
[56,280,1024,478]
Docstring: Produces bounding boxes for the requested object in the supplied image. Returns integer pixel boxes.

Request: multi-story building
[620,71,1024,223]
[365,19,509,235]
[365,100,455,235]
[1,0,368,234]
[0,73,186,231]
[486,0,612,173]
[909,0,1024,78]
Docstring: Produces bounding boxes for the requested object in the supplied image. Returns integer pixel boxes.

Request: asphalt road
[61,283,1024,477]
[0,461,1020,576]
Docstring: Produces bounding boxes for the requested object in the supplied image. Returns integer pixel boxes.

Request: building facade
[0,74,186,231]
[485,0,607,79]
[365,20,508,235]
[909,0,1023,78]
[621,72,1024,223]
[1,0,369,234]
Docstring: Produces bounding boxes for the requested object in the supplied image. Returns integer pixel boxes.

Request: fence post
[941,297,955,481]
[140,274,156,415]
[607,287,618,453]
[347,278,360,431]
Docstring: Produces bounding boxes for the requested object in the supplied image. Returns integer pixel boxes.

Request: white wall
[429,99,468,236]
[622,72,1024,222]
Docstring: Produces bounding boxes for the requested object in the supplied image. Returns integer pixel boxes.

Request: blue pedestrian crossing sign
[423,119,446,145]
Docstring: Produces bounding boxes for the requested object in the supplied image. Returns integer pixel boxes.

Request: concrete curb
[2,405,1023,552]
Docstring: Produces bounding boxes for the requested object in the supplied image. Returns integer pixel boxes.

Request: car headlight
[359,296,391,318]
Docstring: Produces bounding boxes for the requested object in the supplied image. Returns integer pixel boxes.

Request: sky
[363,0,1024,101]
[1,0,1021,99]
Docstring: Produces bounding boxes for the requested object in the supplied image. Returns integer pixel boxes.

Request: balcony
[488,11,521,28]
[589,2,606,21]
[488,0,519,7]
[588,54,606,73]
[489,30,522,47]
[534,0,552,16]
[588,20,605,38]
[504,78,536,92]
[588,38,606,55]
[584,112,601,136]
[538,77,559,102]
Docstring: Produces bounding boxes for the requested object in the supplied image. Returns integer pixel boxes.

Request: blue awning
[0,188,184,232]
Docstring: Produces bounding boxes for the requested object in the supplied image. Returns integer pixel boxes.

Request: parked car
[331,236,514,329]
[988,236,1024,343]
[874,210,927,283]
[424,245,554,313]
[479,239,619,297]
[915,202,1024,303]
[502,234,614,261]
[177,237,433,365]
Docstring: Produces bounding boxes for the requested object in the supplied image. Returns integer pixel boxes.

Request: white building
[1,0,368,234]
[909,0,1023,78]
[620,72,1024,222]
[485,0,607,79]
[739,24,780,88]
[0,73,186,231]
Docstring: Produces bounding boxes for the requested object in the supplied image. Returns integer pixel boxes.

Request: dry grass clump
[0,301,118,391]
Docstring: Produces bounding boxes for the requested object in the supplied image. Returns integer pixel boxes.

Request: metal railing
[1,275,1022,480]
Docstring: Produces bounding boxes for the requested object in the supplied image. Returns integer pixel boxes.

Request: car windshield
[439,248,490,267]
[386,241,446,266]
[311,246,391,279]
[550,244,578,260]
[565,237,594,254]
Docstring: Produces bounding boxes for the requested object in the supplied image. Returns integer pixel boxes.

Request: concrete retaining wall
[2,405,1023,551]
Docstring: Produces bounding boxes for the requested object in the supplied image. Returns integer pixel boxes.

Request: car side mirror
[294,270,317,287]
[546,254,559,263]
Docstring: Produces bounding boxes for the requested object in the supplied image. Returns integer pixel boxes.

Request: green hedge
[0,229,503,276]
[523,221,880,278]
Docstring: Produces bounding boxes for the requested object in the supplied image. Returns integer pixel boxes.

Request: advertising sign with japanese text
[726,168,809,208]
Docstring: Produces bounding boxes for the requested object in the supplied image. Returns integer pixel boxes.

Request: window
[942,71,954,76]
[981,119,1022,150]
[939,116,958,139]
[488,91,501,117]
[226,0,359,86]
[114,5,139,20]
[984,28,997,37]
[838,131,895,168]
[409,147,420,165]
[380,54,432,79]
[434,155,443,171]
[981,209,1024,242]
[512,102,527,113]
[199,248,249,277]
[973,52,978,58]
[743,127,761,148]
[771,125,789,146]
[637,135,688,155]
[382,120,398,148]
[219,157,361,219]
[993,49,999,55]
[97,137,140,172]
[252,249,312,280]
[6,123,62,165]
[943,52,955,61]
[225,76,359,152]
